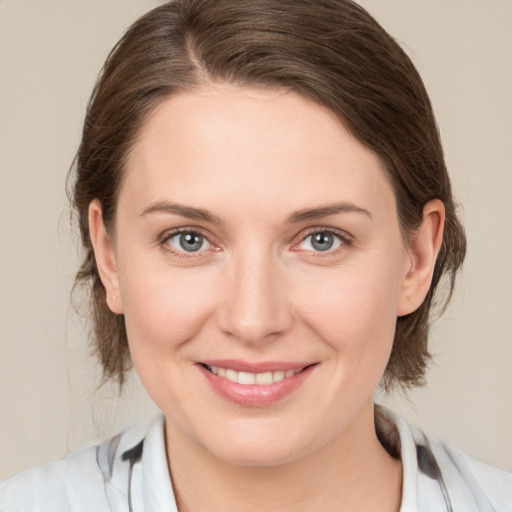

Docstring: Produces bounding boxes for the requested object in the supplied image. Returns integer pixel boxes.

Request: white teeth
[273,371,285,382]
[226,369,237,383]
[255,372,273,385]
[207,365,302,385]
[238,371,255,385]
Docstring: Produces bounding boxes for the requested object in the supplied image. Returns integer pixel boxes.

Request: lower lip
[198,364,316,407]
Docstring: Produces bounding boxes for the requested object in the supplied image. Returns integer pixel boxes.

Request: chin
[196,419,316,468]
[211,440,304,468]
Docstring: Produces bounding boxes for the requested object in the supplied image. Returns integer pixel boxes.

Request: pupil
[312,233,333,251]
[180,233,203,252]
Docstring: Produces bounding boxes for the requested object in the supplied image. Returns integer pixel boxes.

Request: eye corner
[159,227,220,259]
[291,227,353,255]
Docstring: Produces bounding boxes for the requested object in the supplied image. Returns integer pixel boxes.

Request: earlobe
[397,199,445,316]
[88,200,124,314]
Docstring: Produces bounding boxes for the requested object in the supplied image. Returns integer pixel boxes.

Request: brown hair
[70,0,466,391]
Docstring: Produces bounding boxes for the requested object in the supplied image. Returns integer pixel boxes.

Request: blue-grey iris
[179,233,204,252]
[311,232,334,251]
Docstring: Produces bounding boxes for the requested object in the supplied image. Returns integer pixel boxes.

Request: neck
[165,400,402,512]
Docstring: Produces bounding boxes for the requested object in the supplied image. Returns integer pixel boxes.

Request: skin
[90,86,444,512]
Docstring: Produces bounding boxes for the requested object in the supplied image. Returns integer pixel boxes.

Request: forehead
[121,86,396,222]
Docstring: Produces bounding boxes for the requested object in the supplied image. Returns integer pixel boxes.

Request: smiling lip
[197,360,317,407]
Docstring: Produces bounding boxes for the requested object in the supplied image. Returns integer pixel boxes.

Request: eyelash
[293,228,352,256]
[159,228,217,259]
[158,227,352,259]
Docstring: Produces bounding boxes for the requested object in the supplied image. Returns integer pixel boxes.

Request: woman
[1,0,510,510]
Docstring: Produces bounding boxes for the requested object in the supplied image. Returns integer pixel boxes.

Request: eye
[166,231,212,253]
[298,230,345,252]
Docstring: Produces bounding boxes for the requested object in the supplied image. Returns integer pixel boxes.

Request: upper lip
[198,359,315,373]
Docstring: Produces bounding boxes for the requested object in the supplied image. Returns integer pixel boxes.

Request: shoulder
[417,428,512,510]
[378,406,512,511]
[454,448,512,511]
[0,445,109,512]
[0,423,148,512]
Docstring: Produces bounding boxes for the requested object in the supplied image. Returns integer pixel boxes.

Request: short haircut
[70,0,466,391]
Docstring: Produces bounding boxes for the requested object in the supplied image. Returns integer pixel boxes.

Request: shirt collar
[141,414,178,512]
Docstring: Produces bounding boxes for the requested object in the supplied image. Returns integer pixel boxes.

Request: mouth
[201,363,306,386]
[197,361,317,407]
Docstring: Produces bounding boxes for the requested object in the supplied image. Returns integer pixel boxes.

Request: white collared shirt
[1,407,511,511]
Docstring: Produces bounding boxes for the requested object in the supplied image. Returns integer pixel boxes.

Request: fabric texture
[1,407,511,512]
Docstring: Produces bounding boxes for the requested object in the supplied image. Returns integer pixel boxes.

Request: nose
[217,247,294,346]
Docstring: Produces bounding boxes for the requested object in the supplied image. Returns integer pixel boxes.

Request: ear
[397,199,445,316]
[88,199,124,314]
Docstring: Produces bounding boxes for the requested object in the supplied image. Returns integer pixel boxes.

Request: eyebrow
[139,200,371,225]
[139,201,223,224]
[286,202,372,224]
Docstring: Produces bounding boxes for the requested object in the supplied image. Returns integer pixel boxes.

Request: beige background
[0,0,511,481]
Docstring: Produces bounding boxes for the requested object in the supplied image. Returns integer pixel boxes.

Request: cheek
[118,258,218,351]
[293,259,404,360]
[118,261,221,413]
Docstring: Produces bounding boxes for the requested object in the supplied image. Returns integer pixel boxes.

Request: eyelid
[158,227,220,256]
[291,227,353,253]
[157,225,352,258]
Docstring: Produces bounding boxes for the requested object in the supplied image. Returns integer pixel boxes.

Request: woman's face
[99,87,417,466]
